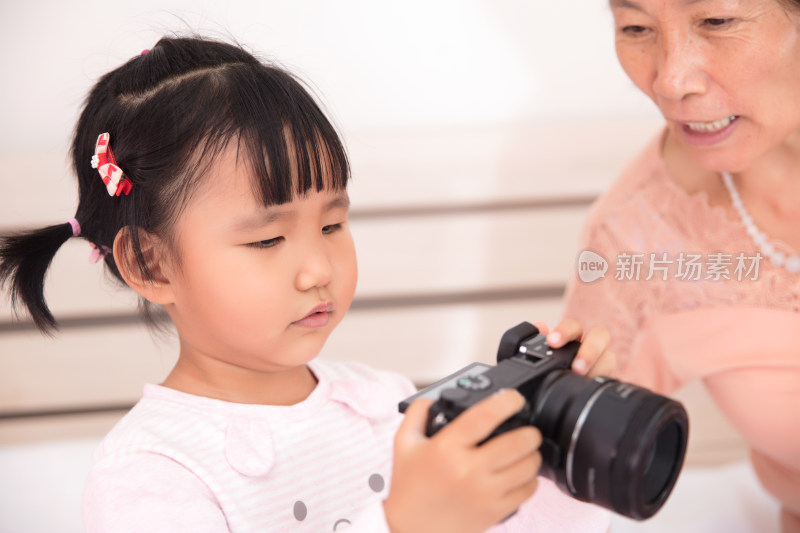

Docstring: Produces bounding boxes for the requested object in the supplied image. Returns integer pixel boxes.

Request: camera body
[398,322,689,520]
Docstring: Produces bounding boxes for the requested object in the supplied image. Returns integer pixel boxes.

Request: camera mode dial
[456,374,492,391]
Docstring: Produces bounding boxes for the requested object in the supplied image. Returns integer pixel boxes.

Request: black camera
[398,321,689,520]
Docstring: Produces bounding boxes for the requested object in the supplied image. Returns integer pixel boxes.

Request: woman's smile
[613,0,800,171]
[677,115,740,148]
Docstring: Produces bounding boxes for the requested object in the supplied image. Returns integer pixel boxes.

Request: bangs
[109,53,350,240]
[203,63,349,207]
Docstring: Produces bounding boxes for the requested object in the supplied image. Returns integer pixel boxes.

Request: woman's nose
[295,243,333,291]
[653,31,707,101]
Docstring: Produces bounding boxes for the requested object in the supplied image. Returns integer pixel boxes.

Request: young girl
[0,36,612,532]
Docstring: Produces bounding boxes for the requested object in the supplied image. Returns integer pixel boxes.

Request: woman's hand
[385,390,542,533]
[533,318,616,378]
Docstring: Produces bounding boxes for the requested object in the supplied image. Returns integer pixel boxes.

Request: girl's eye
[322,223,342,235]
[249,236,284,249]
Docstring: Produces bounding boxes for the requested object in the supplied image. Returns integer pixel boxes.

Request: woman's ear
[113,227,176,305]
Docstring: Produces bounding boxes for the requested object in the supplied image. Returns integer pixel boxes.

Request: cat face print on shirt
[292,472,386,530]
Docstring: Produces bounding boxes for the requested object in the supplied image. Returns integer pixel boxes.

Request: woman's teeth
[685,116,737,133]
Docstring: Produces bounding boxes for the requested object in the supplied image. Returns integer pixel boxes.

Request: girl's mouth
[293,303,333,328]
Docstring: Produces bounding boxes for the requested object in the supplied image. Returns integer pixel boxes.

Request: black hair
[0,35,350,333]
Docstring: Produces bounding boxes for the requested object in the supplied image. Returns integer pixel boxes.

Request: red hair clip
[91,133,133,196]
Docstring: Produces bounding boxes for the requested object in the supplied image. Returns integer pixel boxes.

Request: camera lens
[528,372,688,520]
[639,409,683,505]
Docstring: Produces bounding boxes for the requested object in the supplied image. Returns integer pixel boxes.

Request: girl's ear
[113,227,176,305]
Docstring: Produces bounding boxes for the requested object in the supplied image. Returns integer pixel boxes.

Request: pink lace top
[562,131,800,520]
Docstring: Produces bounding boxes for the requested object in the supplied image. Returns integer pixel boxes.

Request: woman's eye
[322,223,342,235]
[620,25,649,36]
[702,17,733,28]
[249,236,284,249]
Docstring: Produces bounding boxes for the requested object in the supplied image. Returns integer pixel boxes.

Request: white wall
[0,1,675,414]
[0,1,667,393]
[0,0,660,156]
[2,7,775,533]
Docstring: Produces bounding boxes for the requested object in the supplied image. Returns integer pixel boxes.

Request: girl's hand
[385,390,542,533]
[533,318,616,378]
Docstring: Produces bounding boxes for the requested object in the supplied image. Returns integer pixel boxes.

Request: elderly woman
[562,1,800,531]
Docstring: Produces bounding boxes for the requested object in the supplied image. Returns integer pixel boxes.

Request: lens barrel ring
[610,394,688,519]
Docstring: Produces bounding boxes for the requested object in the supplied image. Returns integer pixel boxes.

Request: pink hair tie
[141,49,149,55]
[67,218,81,237]
[88,243,112,264]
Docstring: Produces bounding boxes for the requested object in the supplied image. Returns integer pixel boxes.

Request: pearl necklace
[721,171,800,274]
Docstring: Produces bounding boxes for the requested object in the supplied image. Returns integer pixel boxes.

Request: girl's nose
[295,244,333,291]
[653,31,707,101]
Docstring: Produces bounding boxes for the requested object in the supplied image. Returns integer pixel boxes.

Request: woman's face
[611,0,800,172]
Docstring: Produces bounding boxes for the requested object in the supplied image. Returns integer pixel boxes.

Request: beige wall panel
[324,298,566,383]
[0,299,564,414]
[0,412,125,446]
[0,325,178,413]
[0,238,141,320]
[0,121,657,228]
[346,121,656,208]
[351,206,587,297]
[1,305,750,467]
[0,154,77,229]
[1,207,588,321]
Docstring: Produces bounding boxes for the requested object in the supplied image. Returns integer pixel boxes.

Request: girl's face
[611,0,800,172]
[162,147,357,397]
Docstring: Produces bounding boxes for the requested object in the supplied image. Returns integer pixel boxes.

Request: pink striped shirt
[82,359,609,532]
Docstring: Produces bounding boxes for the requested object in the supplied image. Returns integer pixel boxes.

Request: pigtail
[2,36,351,336]
[0,222,75,333]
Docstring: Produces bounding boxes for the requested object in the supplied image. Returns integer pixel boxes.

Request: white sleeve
[83,453,230,533]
